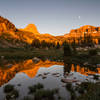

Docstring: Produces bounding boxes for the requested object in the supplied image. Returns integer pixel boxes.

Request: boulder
[32,57,40,63]
[1,56,4,59]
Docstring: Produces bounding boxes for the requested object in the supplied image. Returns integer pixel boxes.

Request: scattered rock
[76,82,81,85]
[52,73,59,76]
[17,84,21,86]
[61,78,78,83]
[42,75,47,79]
[32,57,40,63]
[37,74,42,77]
[44,72,50,75]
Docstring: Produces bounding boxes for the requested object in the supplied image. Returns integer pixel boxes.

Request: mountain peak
[24,24,39,34]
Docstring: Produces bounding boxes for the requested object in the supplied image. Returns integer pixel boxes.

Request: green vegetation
[88,49,97,56]
[3,84,19,100]
[3,84,14,93]
[31,38,61,49]
[28,83,44,94]
[63,42,100,65]
[75,82,92,94]
[28,83,63,100]
[93,74,99,80]
[34,89,55,100]
[76,82,100,100]
[66,83,73,92]
[22,96,33,100]
[65,83,76,100]
[65,82,100,100]
[0,47,63,61]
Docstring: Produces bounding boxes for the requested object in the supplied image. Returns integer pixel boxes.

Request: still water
[0,59,100,100]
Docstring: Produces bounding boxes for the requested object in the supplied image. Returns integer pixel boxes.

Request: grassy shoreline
[0,48,64,61]
[0,47,100,66]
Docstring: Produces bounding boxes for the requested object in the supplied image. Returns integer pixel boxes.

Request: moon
[78,16,81,19]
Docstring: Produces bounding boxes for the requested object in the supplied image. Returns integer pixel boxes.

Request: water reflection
[63,63,100,76]
[0,59,100,87]
[0,59,63,87]
[0,59,100,100]
[64,64,72,74]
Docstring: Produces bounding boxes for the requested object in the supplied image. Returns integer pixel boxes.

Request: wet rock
[52,73,59,76]
[61,78,78,83]
[42,75,47,79]
[85,78,89,81]
[55,75,60,77]
[73,77,77,79]
[44,72,50,75]
[76,82,81,85]
[32,57,40,63]
[37,74,42,77]
[17,84,21,86]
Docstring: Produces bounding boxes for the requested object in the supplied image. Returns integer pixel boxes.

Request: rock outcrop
[64,25,100,38]
[21,24,40,34]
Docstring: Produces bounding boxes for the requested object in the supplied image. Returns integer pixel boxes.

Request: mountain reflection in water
[0,59,100,100]
[0,59,63,86]
[0,59,100,87]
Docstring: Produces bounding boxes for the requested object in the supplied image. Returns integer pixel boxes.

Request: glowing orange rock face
[0,16,16,32]
[21,24,40,35]
[0,16,100,47]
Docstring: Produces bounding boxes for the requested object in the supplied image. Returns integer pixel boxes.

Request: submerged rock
[42,75,47,79]
[52,73,59,76]
[43,72,50,75]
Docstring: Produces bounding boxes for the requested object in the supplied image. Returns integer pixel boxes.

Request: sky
[0,0,100,36]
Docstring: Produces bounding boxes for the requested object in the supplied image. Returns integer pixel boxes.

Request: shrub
[3,84,14,93]
[93,75,99,80]
[28,83,44,94]
[34,89,55,100]
[66,83,73,92]
[88,49,97,56]
[22,96,33,100]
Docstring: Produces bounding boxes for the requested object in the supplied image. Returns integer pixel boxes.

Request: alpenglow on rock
[0,16,16,32]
